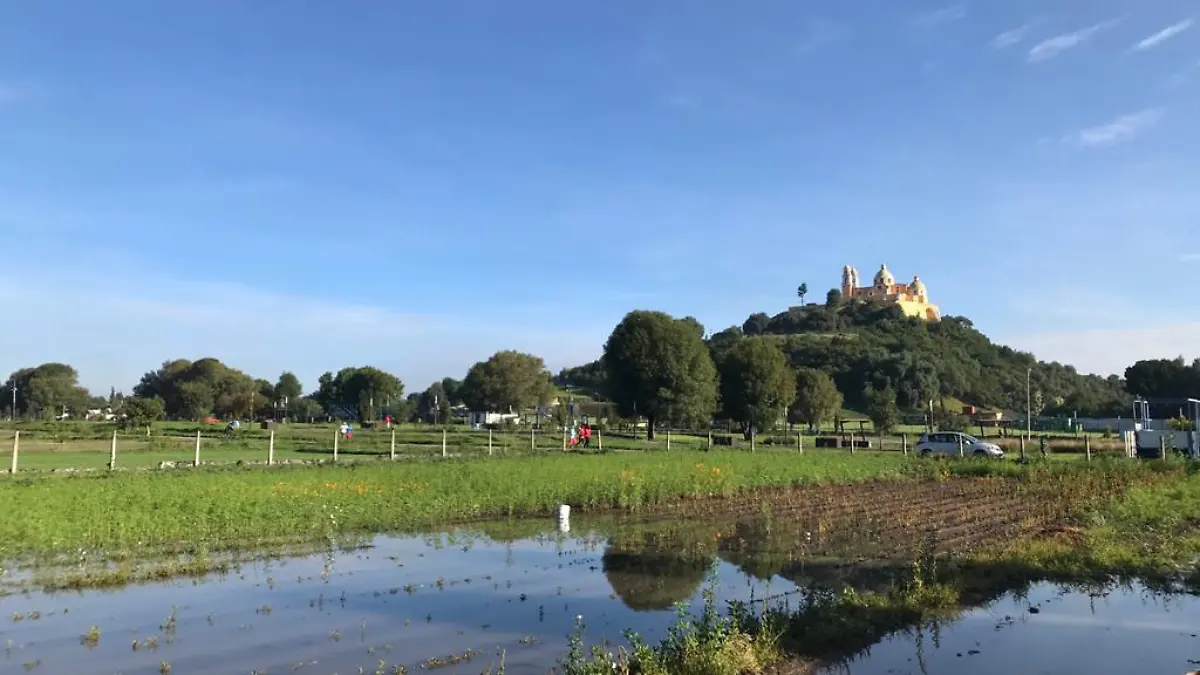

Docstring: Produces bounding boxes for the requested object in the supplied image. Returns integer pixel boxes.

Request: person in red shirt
[580,424,592,448]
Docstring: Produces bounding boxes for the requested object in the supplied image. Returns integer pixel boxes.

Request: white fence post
[194,430,201,466]
[798,433,804,455]
[598,429,603,452]
[666,428,671,452]
[530,426,536,451]
[333,429,339,462]
[109,431,117,470]
[750,430,756,452]
[10,430,19,473]
[442,428,447,458]
[268,429,275,465]
[488,429,493,456]
[390,428,396,460]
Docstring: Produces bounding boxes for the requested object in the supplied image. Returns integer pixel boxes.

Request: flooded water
[821,582,1200,675]
[2,515,1199,674]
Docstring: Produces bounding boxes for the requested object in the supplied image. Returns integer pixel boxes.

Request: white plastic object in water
[558,504,571,521]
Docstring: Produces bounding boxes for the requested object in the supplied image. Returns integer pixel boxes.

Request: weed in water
[81,625,100,647]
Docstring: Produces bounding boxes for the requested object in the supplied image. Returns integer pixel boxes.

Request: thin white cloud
[0,263,605,394]
[910,4,967,29]
[1132,19,1194,51]
[1066,108,1164,148]
[1027,20,1119,62]
[991,24,1033,49]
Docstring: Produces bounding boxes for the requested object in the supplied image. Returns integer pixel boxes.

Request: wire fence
[0,420,1131,474]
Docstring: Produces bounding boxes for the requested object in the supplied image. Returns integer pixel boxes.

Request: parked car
[915,432,1004,459]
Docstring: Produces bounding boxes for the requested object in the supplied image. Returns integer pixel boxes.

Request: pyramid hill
[559,295,1130,420]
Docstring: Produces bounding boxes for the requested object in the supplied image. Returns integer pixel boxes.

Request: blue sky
[2,0,1198,394]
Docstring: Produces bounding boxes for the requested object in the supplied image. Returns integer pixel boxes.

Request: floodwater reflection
[0,514,1197,674]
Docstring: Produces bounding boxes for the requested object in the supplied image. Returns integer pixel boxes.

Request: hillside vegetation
[560,298,1131,418]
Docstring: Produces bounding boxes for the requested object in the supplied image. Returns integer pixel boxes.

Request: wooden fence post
[268,429,275,465]
[442,428,448,458]
[333,429,339,462]
[902,434,908,457]
[109,431,117,470]
[194,430,201,466]
[10,431,18,473]
[390,428,396,460]
[1019,436,1026,462]
[750,430,756,452]
[1085,436,1092,462]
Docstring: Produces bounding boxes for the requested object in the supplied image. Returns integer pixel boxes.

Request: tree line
[3,294,1197,429]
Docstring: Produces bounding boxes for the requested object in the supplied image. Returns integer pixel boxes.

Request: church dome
[910,275,927,297]
[873,264,895,287]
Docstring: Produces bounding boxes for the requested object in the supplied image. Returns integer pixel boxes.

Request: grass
[0,450,925,560]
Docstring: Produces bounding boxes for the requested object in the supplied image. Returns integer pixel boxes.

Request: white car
[916,432,1004,459]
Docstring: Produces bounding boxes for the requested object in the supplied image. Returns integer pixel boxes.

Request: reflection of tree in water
[602,533,713,612]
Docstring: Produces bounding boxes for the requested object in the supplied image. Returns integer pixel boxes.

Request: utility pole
[1026,367,1032,442]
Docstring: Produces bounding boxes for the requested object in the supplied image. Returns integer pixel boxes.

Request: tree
[121,396,165,431]
[440,377,463,405]
[459,350,554,413]
[602,311,719,439]
[417,382,450,424]
[133,358,258,420]
[866,386,900,436]
[3,363,91,419]
[742,312,770,336]
[291,397,324,422]
[718,337,796,438]
[314,366,404,420]
[825,288,843,308]
[796,283,808,305]
[791,367,843,431]
[176,380,215,420]
[275,372,303,403]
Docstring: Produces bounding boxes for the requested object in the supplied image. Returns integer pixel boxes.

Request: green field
[0,449,932,560]
[0,419,1126,473]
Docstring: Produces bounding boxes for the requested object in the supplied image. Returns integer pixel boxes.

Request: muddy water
[2,516,1199,675]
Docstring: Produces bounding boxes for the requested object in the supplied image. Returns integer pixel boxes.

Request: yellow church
[841,264,940,321]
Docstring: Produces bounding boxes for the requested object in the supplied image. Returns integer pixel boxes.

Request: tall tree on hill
[742,312,770,336]
[791,367,843,431]
[718,337,796,439]
[440,377,463,405]
[602,310,719,439]
[796,283,808,305]
[459,350,554,413]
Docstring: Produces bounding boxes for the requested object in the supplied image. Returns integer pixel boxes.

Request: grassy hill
[559,299,1129,418]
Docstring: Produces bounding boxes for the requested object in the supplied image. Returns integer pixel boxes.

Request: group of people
[569,423,594,448]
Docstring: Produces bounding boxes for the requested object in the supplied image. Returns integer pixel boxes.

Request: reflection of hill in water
[603,530,713,611]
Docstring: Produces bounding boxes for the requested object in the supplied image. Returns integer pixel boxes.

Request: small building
[467,411,522,428]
